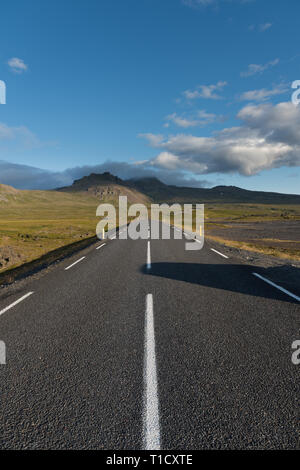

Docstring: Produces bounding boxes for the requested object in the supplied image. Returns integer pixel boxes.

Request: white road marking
[96,243,106,250]
[253,273,300,302]
[210,248,229,259]
[110,235,116,240]
[65,256,85,271]
[143,294,160,450]
[147,241,151,269]
[0,292,34,317]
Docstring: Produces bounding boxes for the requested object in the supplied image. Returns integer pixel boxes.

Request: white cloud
[7,57,28,74]
[138,133,164,146]
[197,110,219,122]
[259,22,272,32]
[140,101,300,176]
[183,81,227,100]
[0,122,51,154]
[165,113,199,128]
[182,0,215,7]
[0,122,40,147]
[241,59,279,77]
[182,0,253,7]
[249,22,272,32]
[237,101,300,145]
[0,123,14,139]
[154,152,183,170]
[239,84,288,102]
[165,110,218,128]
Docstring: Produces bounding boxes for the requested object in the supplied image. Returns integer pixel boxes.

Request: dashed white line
[143,294,160,450]
[147,241,151,269]
[64,256,86,271]
[96,243,106,250]
[253,272,300,302]
[0,292,34,317]
[210,248,229,259]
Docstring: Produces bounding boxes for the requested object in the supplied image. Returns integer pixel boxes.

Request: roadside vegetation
[0,185,103,274]
[204,204,300,261]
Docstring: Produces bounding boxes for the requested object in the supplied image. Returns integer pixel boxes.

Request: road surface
[0,224,299,449]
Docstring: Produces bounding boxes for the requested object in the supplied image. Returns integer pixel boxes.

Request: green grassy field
[0,187,104,273]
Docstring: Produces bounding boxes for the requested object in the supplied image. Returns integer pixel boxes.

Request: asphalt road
[0,224,299,450]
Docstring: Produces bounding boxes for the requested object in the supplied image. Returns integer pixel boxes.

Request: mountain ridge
[1,172,300,204]
[57,172,300,204]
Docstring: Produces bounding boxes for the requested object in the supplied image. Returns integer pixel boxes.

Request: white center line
[253,272,300,302]
[210,248,229,259]
[64,256,85,271]
[147,241,151,270]
[96,243,106,250]
[0,292,34,317]
[143,294,160,450]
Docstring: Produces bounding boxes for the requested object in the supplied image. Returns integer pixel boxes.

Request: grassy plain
[204,204,300,260]
[168,203,300,260]
[0,186,103,273]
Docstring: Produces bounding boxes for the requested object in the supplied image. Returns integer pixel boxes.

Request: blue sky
[0,0,300,193]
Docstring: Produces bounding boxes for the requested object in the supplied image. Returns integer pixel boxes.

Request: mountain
[129,178,300,204]
[56,171,300,204]
[57,172,150,205]
[66,172,125,189]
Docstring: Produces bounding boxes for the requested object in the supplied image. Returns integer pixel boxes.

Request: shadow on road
[141,262,300,304]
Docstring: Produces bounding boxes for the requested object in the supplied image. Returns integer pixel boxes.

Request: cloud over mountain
[0,160,210,190]
[2,101,300,189]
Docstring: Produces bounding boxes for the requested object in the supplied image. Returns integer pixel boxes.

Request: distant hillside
[0,183,19,202]
[129,178,300,204]
[57,171,150,205]
[0,182,101,211]
[57,172,300,204]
